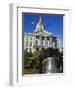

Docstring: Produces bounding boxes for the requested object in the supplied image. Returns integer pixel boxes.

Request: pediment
[34,30,52,36]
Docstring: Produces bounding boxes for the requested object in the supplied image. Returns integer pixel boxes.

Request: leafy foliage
[24,47,63,73]
[33,48,44,61]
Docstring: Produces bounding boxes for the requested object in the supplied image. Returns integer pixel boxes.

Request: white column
[45,36,47,47]
[50,35,53,48]
[28,36,30,52]
[33,35,36,52]
[31,39,33,52]
[56,37,60,49]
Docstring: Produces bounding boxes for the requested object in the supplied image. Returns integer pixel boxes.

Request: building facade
[24,16,60,53]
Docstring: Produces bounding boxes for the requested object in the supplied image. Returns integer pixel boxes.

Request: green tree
[24,51,30,67]
[33,49,44,60]
[33,48,45,73]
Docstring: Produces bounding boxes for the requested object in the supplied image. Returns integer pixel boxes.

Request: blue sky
[23,13,63,47]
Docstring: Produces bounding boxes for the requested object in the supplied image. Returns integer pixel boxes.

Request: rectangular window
[30,42,32,46]
[36,36,39,39]
[29,35,32,40]
[47,36,50,40]
[26,41,28,46]
[41,41,43,45]
[36,40,38,45]
[42,36,44,40]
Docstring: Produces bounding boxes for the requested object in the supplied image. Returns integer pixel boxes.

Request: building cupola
[34,16,46,32]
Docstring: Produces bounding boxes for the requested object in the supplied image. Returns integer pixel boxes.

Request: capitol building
[24,16,60,53]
